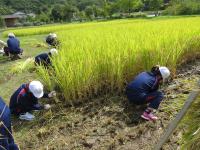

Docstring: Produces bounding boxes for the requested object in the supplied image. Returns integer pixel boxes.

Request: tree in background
[143,0,163,14]
[0,17,5,28]
[77,11,87,22]
[85,6,95,20]
[63,4,78,22]
[0,0,200,25]
[51,4,65,22]
[38,13,50,23]
[116,0,144,14]
[164,0,200,15]
[0,5,13,15]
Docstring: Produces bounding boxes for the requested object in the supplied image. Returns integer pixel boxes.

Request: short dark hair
[151,65,161,76]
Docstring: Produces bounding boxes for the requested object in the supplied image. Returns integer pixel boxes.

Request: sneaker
[19,112,35,121]
[141,111,158,121]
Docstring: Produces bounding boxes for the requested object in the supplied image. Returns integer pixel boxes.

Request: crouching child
[9,81,56,121]
[35,48,58,67]
[126,66,170,121]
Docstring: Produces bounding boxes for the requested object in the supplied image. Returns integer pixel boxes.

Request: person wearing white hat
[46,33,59,47]
[126,65,170,121]
[7,33,23,60]
[9,81,56,121]
[35,48,58,67]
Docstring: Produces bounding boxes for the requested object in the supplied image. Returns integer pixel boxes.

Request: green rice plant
[10,57,35,74]
[2,19,146,37]
[36,66,53,91]
[35,17,200,103]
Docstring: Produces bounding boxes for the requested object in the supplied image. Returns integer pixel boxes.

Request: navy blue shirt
[35,53,51,66]
[7,37,21,52]
[0,97,19,150]
[9,84,49,115]
[127,72,159,97]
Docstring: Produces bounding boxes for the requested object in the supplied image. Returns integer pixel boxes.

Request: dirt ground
[10,59,200,150]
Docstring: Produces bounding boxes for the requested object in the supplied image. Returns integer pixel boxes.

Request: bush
[128,12,147,18]
[111,13,123,19]
[14,23,23,27]
[23,22,33,26]
[164,1,200,15]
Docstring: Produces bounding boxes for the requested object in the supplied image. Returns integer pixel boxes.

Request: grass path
[0,34,47,102]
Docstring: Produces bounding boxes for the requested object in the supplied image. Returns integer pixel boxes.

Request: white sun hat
[29,81,44,98]
[50,48,58,55]
[159,67,170,80]
[8,33,15,37]
[50,33,57,38]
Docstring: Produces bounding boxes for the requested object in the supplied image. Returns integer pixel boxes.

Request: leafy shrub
[23,22,33,26]
[128,12,147,18]
[14,23,23,27]
[164,1,200,15]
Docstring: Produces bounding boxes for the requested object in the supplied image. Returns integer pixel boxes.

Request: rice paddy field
[5,17,200,103]
[4,18,200,103]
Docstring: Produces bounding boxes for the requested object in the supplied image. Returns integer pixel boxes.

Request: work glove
[44,104,51,110]
[48,91,56,98]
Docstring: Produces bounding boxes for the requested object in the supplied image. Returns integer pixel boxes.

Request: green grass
[0,34,48,103]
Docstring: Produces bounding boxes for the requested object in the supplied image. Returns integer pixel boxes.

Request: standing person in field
[9,81,56,121]
[126,65,170,121]
[0,97,19,150]
[35,48,58,67]
[7,33,23,60]
[46,33,60,47]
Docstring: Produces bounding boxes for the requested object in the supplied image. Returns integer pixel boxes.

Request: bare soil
[12,59,200,150]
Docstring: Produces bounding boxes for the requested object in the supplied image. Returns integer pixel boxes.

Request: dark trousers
[9,49,23,55]
[144,91,163,109]
[126,89,163,109]
[3,47,10,56]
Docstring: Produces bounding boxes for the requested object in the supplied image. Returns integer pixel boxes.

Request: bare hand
[44,104,51,110]
[48,91,56,98]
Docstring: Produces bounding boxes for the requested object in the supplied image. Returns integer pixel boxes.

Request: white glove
[48,91,56,98]
[44,104,51,110]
